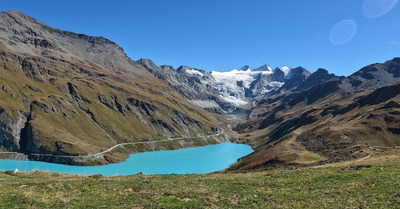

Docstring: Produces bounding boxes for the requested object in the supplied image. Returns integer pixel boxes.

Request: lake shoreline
[0,142,253,176]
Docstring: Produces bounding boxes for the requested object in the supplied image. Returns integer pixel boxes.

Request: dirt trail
[0,131,226,163]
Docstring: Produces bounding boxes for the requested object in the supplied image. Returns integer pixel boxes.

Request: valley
[0,6,399,208]
[0,10,399,174]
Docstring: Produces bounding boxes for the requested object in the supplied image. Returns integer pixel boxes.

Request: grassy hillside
[0,46,225,165]
[0,10,228,165]
[1,151,399,208]
[229,77,400,171]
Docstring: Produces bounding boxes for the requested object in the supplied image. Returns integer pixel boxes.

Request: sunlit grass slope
[1,153,399,208]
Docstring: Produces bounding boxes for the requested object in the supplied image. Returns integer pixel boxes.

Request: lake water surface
[0,142,252,176]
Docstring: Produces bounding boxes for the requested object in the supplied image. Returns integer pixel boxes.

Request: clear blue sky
[1,0,399,75]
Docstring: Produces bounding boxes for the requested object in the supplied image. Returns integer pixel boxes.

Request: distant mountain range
[1,10,399,170]
[138,59,299,115]
[141,59,340,117]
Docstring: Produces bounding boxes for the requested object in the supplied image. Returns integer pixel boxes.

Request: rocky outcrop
[295,68,340,92]
[0,110,27,151]
[357,82,400,107]
[247,73,282,97]
[278,67,311,92]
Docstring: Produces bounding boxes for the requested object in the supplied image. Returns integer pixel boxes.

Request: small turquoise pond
[0,142,252,176]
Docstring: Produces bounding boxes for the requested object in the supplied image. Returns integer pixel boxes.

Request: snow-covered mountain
[137,61,293,110]
[210,65,291,105]
[139,61,339,116]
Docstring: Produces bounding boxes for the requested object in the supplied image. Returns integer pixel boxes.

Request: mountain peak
[0,10,152,77]
[278,66,291,79]
[2,10,33,19]
[254,64,273,72]
[177,65,191,72]
[137,58,158,70]
[0,10,52,33]
[240,65,251,71]
[315,68,329,74]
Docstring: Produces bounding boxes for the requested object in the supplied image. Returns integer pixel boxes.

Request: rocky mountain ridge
[0,10,148,78]
[228,58,400,171]
[0,10,227,165]
[141,61,341,116]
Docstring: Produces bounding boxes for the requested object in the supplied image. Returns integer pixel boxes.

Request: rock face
[295,68,340,92]
[342,58,400,91]
[0,10,226,165]
[0,111,27,152]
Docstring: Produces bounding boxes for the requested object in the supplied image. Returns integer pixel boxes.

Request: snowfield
[208,65,290,106]
[180,65,291,107]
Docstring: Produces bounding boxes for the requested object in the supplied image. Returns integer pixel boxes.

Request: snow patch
[280,66,292,79]
[189,100,220,108]
[219,95,248,106]
[185,68,204,77]
[211,68,272,89]
[269,81,285,88]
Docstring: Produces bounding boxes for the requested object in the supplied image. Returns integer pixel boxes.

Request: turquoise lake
[0,142,252,176]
